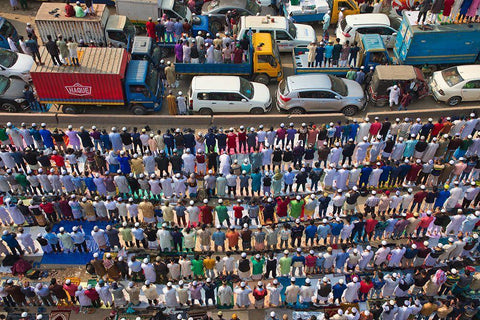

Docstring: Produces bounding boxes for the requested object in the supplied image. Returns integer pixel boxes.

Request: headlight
[14,98,25,103]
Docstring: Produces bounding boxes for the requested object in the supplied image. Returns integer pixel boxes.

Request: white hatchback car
[0,48,34,82]
[430,65,480,106]
[188,76,272,114]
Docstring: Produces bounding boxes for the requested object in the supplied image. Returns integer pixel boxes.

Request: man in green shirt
[346,66,357,80]
[215,199,230,227]
[251,253,265,280]
[279,250,292,276]
[289,195,304,219]
[0,126,9,144]
[191,254,204,279]
[74,2,86,17]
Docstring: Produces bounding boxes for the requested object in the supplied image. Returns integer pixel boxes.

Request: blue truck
[30,47,163,115]
[0,17,18,49]
[292,34,391,76]
[394,11,480,65]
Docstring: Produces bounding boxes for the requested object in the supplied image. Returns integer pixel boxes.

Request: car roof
[203,0,248,11]
[375,65,417,80]
[242,16,287,29]
[456,65,480,80]
[287,74,332,91]
[345,13,390,27]
[192,76,241,91]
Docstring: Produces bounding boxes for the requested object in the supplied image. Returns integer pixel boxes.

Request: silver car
[276,74,366,116]
[201,0,261,16]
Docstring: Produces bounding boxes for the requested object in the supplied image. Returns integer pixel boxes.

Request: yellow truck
[174,33,283,85]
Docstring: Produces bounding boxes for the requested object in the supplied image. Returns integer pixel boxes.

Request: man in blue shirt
[335,246,349,273]
[2,230,23,255]
[291,248,305,276]
[117,151,132,174]
[205,129,217,151]
[39,123,54,149]
[359,164,373,188]
[332,279,347,304]
[305,220,317,246]
[286,123,297,148]
[316,219,331,245]
[29,123,43,148]
[212,226,226,252]
[283,167,295,194]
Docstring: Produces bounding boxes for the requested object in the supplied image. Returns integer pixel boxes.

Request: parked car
[188,76,272,114]
[430,65,480,106]
[0,75,28,112]
[276,74,366,116]
[202,0,261,16]
[336,13,398,48]
[0,48,34,82]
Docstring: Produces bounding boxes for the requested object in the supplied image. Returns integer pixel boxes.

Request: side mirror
[392,32,397,37]
[335,95,341,100]
[241,99,247,102]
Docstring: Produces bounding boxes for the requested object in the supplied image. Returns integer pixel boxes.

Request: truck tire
[250,107,265,114]
[199,108,213,115]
[1,102,19,113]
[289,107,305,114]
[130,105,147,115]
[253,74,270,85]
[342,105,359,116]
[447,96,462,106]
[62,105,79,114]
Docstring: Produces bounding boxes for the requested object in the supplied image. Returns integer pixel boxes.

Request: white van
[237,16,316,52]
[336,13,398,48]
[188,76,272,115]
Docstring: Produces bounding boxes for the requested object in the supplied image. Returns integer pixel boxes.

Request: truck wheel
[62,105,78,114]
[199,108,213,115]
[447,96,462,106]
[253,74,269,85]
[342,105,358,116]
[289,107,305,114]
[130,105,147,115]
[250,107,265,114]
[1,102,19,113]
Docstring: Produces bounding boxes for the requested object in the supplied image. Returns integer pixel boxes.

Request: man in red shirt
[417,210,433,236]
[276,123,286,149]
[305,250,317,274]
[252,282,268,308]
[359,276,374,301]
[226,128,237,154]
[364,213,378,241]
[275,196,290,220]
[237,126,247,153]
[233,199,244,226]
[405,159,422,185]
[84,284,100,307]
[199,199,213,225]
[431,118,445,138]
[145,17,156,39]
[40,198,57,222]
[369,116,382,139]
[411,185,427,212]
[50,151,66,171]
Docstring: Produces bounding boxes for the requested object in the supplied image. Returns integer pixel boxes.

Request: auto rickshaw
[367,65,429,107]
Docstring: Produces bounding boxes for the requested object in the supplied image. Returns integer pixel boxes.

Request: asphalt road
[2,3,480,119]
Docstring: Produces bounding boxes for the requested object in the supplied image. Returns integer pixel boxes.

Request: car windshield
[123,18,136,38]
[279,79,289,95]
[0,49,18,68]
[441,67,464,87]
[288,20,296,38]
[340,19,348,31]
[239,77,254,99]
[0,76,9,95]
[328,75,348,96]
[246,0,261,15]
[0,20,14,38]
[146,63,159,95]
[173,2,187,18]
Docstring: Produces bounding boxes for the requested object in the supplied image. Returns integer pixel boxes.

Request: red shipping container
[31,47,129,106]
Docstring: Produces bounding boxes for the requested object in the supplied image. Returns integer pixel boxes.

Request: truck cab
[0,18,18,49]
[131,36,164,68]
[330,0,359,23]
[356,33,390,69]
[283,0,359,24]
[105,15,136,49]
[252,33,283,84]
[124,60,163,114]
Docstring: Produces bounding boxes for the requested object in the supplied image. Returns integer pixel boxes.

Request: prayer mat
[49,310,71,320]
